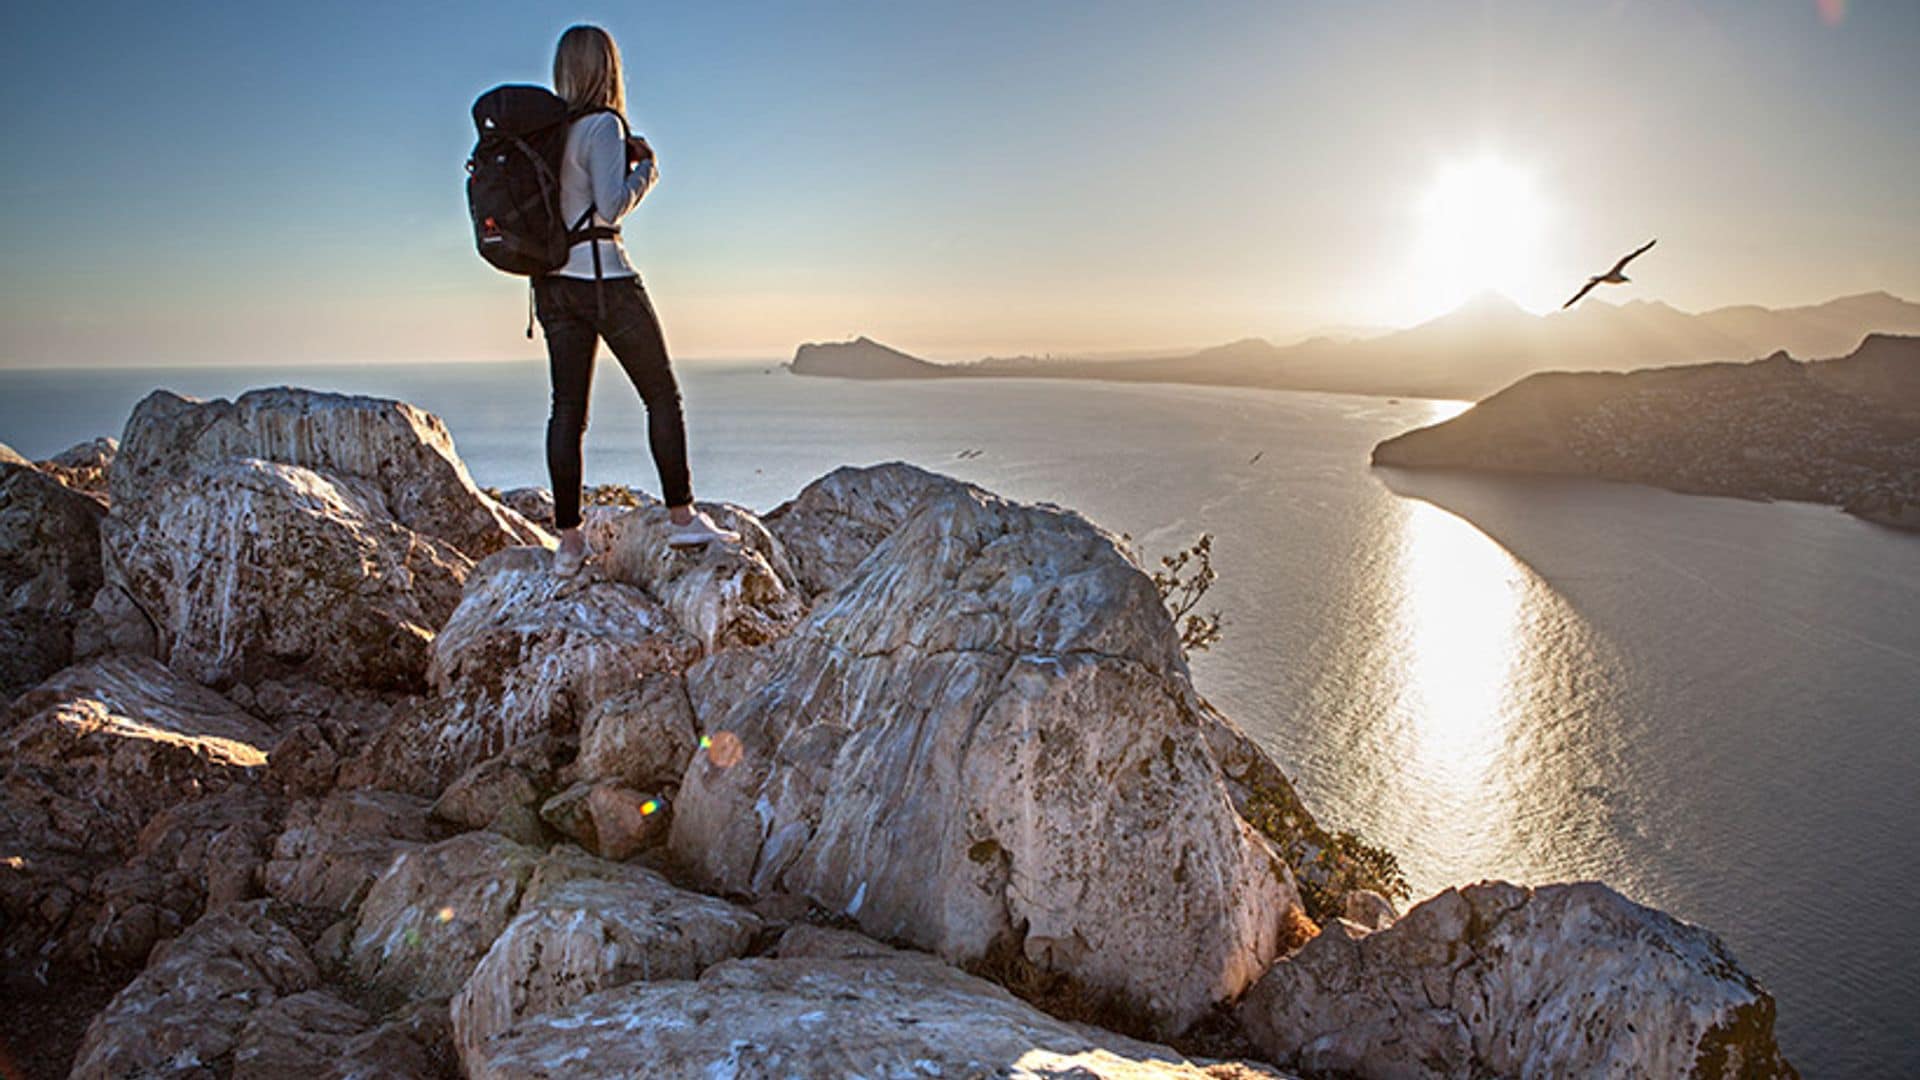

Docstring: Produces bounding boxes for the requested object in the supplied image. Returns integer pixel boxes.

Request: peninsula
[1372,334,1920,531]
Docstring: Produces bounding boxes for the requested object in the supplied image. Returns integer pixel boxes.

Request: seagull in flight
[1562,239,1657,309]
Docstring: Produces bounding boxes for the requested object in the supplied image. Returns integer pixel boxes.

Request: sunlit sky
[3,0,1917,367]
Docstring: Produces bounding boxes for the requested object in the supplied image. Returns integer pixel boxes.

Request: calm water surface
[4,361,1917,1077]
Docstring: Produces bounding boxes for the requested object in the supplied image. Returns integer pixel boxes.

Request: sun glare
[1408,156,1550,320]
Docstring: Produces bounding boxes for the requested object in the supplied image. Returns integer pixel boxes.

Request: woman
[539,23,736,576]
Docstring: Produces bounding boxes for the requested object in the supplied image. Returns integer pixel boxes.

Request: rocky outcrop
[5,386,1797,1074]
[35,435,116,502]
[110,387,543,558]
[0,448,107,696]
[342,547,700,795]
[1237,881,1795,1079]
[670,467,1299,1034]
[761,461,972,595]
[69,899,450,1080]
[498,486,555,528]
[470,925,1290,1079]
[98,388,547,691]
[450,848,763,1068]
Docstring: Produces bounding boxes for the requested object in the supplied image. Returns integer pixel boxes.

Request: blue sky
[2,0,1917,365]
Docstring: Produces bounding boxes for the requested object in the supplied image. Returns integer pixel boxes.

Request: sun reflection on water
[1382,491,1531,883]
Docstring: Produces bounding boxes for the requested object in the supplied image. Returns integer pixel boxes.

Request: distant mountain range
[1371,334,1920,531]
[790,291,1920,401]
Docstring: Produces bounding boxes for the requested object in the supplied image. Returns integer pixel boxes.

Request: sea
[4,359,1916,1077]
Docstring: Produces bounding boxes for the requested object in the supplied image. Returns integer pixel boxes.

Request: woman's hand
[625,134,654,166]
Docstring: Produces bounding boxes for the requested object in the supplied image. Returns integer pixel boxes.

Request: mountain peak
[1458,289,1524,314]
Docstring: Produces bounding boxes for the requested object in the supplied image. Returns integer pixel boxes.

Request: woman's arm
[586,112,656,223]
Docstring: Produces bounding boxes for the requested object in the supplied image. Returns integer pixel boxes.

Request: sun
[1407,156,1550,319]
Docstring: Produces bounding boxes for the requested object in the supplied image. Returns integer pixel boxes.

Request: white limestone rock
[450,848,762,1069]
[582,497,804,651]
[669,465,1299,1035]
[760,460,974,595]
[98,387,545,691]
[1236,880,1795,1079]
[469,925,1292,1080]
[342,546,700,795]
[109,386,544,558]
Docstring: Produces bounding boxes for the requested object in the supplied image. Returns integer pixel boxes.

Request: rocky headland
[1,387,1795,1077]
[789,336,950,379]
[1373,333,1920,531]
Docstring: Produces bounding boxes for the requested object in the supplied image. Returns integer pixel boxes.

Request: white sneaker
[667,508,741,549]
[552,530,589,577]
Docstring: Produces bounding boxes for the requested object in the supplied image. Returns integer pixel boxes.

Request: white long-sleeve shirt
[552,111,657,279]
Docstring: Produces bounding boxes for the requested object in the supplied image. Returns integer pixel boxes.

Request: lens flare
[704,730,744,769]
[640,799,660,816]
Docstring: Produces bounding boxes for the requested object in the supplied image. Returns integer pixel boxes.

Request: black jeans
[534,274,692,529]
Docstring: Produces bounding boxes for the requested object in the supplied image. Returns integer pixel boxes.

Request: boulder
[582,497,804,651]
[230,990,452,1080]
[0,449,107,695]
[430,734,564,833]
[264,788,435,913]
[343,546,699,795]
[109,387,544,559]
[69,900,320,1079]
[450,850,762,1068]
[35,435,116,502]
[469,925,1290,1080]
[498,486,555,528]
[346,831,545,1003]
[99,388,546,691]
[1236,881,1796,1079]
[760,461,973,595]
[538,779,669,860]
[68,786,283,969]
[573,674,698,791]
[1,655,274,856]
[670,465,1299,1034]
[102,454,473,691]
[0,450,104,613]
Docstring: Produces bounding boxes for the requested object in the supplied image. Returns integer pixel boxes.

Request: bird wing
[1608,238,1657,276]
[1562,278,1601,309]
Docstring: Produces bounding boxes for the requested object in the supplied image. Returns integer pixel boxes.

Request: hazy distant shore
[792,290,1920,402]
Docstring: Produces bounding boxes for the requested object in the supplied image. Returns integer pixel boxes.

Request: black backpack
[465,85,625,330]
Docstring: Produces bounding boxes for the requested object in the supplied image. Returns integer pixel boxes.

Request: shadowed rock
[0,447,107,695]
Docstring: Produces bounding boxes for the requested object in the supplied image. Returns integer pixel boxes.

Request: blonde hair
[553,25,627,121]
